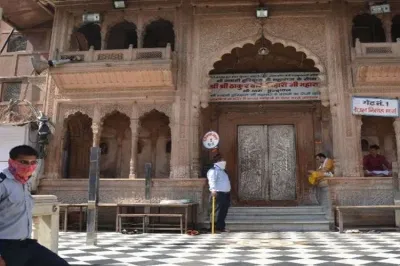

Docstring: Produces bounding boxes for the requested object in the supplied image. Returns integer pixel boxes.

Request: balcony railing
[354,38,400,58]
[32,195,60,253]
[0,52,49,78]
[57,44,172,63]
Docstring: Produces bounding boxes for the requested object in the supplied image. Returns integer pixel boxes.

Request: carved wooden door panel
[237,125,296,204]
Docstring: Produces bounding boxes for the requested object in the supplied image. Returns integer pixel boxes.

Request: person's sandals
[186,230,199,235]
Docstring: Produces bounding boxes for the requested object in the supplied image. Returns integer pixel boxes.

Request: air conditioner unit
[82,13,101,23]
[370,3,391,14]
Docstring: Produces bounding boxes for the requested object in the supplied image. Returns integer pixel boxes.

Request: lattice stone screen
[2,82,21,102]
[7,34,27,53]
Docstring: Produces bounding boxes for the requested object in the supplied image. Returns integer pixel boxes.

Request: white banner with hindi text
[209,73,321,102]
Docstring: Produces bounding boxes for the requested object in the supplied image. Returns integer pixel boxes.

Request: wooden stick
[211,196,216,234]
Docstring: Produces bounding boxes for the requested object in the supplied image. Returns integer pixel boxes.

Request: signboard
[202,131,220,149]
[209,73,320,102]
[352,97,399,117]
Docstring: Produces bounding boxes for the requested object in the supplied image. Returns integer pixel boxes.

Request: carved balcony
[50,45,174,91]
[353,39,400,59]
[352,39,400,87]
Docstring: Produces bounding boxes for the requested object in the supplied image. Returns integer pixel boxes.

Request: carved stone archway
[137,109,171,178]
[200,33,327,107]
[62,112,93,179]
[99,110,131,178]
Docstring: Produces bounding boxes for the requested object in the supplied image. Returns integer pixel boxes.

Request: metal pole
[86,147,101,245]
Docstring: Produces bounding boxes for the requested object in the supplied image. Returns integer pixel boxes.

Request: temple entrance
[202,37,325,206]
[238,125,296,203]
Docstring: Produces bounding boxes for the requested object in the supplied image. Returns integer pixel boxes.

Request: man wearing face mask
[0,145,70,266]
[207,153,231,233]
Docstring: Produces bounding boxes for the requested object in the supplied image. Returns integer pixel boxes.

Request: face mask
[8,159,37,184]
[215,161,227,170]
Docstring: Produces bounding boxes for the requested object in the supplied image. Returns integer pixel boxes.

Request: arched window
[70,23,101,51]
[107,21,137,50]
[392,15,400,42]
[143,19,175,50]
[352,14,386,46]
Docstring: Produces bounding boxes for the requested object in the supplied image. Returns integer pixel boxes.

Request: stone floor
[59,231,400,265]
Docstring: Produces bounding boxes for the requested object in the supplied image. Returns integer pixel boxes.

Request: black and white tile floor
[59,231,400,265]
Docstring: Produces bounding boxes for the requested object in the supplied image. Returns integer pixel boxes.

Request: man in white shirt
[207,153,231,233]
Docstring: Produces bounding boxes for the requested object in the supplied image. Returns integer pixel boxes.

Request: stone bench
[336,205,400,233]
[118,213,183,234]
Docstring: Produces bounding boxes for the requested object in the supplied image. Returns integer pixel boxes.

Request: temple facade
[1,0,400,229]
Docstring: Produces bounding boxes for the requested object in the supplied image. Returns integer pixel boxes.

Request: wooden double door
[215,104,315,206]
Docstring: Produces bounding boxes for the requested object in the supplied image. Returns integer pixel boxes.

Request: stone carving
[97,53,124,61]
[356,65,400,85]
[238,125,266,200]
[61,105,94,119]
[268,125,296,201]
[100,104,131,120]
[197,17,327,107]
[137,103,172,119]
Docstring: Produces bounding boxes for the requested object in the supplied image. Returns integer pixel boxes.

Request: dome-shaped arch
[210,37,320,74]
[143,19,175,51]
[205,32,326,76]
[106,21,138,50]
[352,14,385,46]
[70,23,101,51]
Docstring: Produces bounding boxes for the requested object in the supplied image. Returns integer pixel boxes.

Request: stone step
[227,207,325,215]
[225,220,330,232]
[226,214,327,221]
[204,206,330,231]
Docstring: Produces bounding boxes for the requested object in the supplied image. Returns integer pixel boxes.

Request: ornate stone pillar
[92,105,101,147]
[91,122,101,147]
[169,101,182,179]
[393,118,400,178]
[129,121,139,178]
[382,15,393,43]
[128,104,139,179]
[191,104,201,178]
[352,115,364,176]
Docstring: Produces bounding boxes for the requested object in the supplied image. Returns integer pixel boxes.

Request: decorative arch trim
[205,31,326,76]
[201,32,328,108]
[138,103,172,119]
[63,108,94,120]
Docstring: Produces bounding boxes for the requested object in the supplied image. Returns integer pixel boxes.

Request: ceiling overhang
[0,0,53,30]
[50,61,174,91]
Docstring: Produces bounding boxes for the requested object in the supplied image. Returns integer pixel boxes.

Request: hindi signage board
[209,73,321,102]
[352,97,399,117]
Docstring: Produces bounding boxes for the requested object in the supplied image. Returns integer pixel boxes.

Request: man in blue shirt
[0,145,70,266]
[207,153,231,233]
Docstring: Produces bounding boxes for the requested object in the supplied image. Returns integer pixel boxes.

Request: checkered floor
[59,231,400,265]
